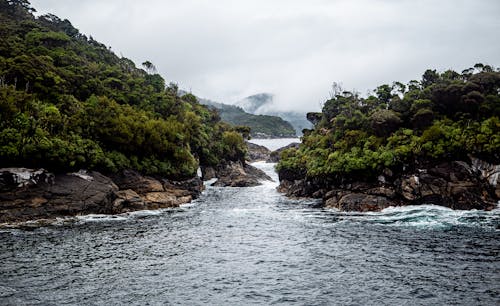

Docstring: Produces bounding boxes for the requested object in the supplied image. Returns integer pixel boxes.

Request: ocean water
[248,138,301,151]
[0,162,499,305]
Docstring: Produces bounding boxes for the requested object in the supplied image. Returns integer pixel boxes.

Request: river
[1,162,499,305]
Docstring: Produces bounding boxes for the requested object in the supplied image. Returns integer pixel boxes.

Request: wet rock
[0,168,201,223]
[212,161,272,187]
[278,158,498,212]
[326,193,395,212]
[201,166,217,181]
[246,142,271,162]
[0,169,118,223]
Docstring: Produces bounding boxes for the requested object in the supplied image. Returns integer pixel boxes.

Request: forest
[0,0,248,179]
[278,64,500,182]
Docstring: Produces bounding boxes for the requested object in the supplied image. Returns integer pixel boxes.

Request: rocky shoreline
[0,168,204,223]
[278,157,500,212]
[0,159,273,223]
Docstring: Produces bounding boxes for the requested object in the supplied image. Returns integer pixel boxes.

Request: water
[248,138,301,151]
[1,162,499,305]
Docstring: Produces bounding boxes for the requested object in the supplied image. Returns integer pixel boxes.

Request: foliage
[0,1,247,178]
[278,65,500,182]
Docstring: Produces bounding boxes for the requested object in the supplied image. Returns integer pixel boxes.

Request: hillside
[0,0,247,179]
[277,66,500,210]
[196,95,296,138]
[236,93,312,135]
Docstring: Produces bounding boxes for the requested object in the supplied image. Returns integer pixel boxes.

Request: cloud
[30,0,500,112]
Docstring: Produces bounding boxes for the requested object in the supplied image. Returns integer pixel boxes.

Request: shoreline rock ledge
[0,168,203,223]
[278,158,499,212]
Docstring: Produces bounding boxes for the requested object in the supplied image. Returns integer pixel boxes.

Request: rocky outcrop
[246,142,271,162]
[278,159,499,212]
[267,142,300,163]
[205,161,272,187]
[0,168,203,223]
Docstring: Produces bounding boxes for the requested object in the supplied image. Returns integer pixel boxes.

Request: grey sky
[30,0,500,112]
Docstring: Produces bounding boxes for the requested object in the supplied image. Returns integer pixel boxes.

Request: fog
[30,0,500,112]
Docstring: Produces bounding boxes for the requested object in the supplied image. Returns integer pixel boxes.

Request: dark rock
[0,168,200,223]
[0,169,118,223]
[278,158,498,212]
[326,193,395,212]
[212,161,272,187]
[201,166,217,181]
[163,177,204,199]
[246,142,271,162]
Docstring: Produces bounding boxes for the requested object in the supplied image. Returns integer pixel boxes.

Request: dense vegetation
[196,96,296,138]
[0,0,247,179]
[278,65,500,182]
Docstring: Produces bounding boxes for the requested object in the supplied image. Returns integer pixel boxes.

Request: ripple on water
[0,162,499,305]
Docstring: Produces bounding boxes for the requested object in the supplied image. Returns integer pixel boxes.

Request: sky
[30,0,500,112]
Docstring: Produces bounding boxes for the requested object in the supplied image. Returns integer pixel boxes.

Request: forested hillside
[278,65,500,181]
[0,0,247,179]
[196,96,296,138]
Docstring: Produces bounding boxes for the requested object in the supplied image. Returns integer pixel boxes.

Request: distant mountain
[236,93,312,136]
[183,92,296,138]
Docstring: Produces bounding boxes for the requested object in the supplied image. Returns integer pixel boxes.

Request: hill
[194,95,296,138]
[277,65,500,211]
[0,0,247,179]
[236,93,312,135]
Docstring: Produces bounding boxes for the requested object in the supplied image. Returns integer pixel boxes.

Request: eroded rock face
[0,168,203,223]
[279,159,499,212]
[0,169,118,223]
[211,161,272,187]
[246,142,271,162]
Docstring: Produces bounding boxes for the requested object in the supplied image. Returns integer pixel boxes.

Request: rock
[0,168,201,223]
[278,158,498,212]
[113,189,145,212]
[163,177,204,199]
[246,142,271,162]
[0,169,118,223]
[327,193,395,212]
[268,142,300,163]
[201,166,217,181]
[110,170,163,194]
[212,161,272,187]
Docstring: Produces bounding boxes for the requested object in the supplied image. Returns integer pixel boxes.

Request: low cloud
[31,0,500,112]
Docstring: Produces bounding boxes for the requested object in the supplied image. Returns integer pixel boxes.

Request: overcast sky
[30,0,500,112]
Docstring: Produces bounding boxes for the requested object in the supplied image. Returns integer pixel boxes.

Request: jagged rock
[246,142,271,162]
[0,169,118,223]
[162,177,204,199]
[267,142,300,163]
[326,193,395,212]
[0,168,201,223]
[201,166,217,181]
[279,158,498,212]
[212,161,272,187]
[110,170,163,194]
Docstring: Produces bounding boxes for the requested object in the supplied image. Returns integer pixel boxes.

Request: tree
[142,60,156,74]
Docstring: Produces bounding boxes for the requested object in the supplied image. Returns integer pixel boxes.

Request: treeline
[0,0,247,179]
[278,64,500,181]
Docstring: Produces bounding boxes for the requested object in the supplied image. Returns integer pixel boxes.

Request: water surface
[1,162,499,305]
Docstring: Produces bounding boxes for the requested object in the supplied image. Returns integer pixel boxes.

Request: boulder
[0,168,201,223]
[246,142,271,162]
[325,192,395,212]
[278,158,498,212]
[212,161,272,187]
[0,169,118,223]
